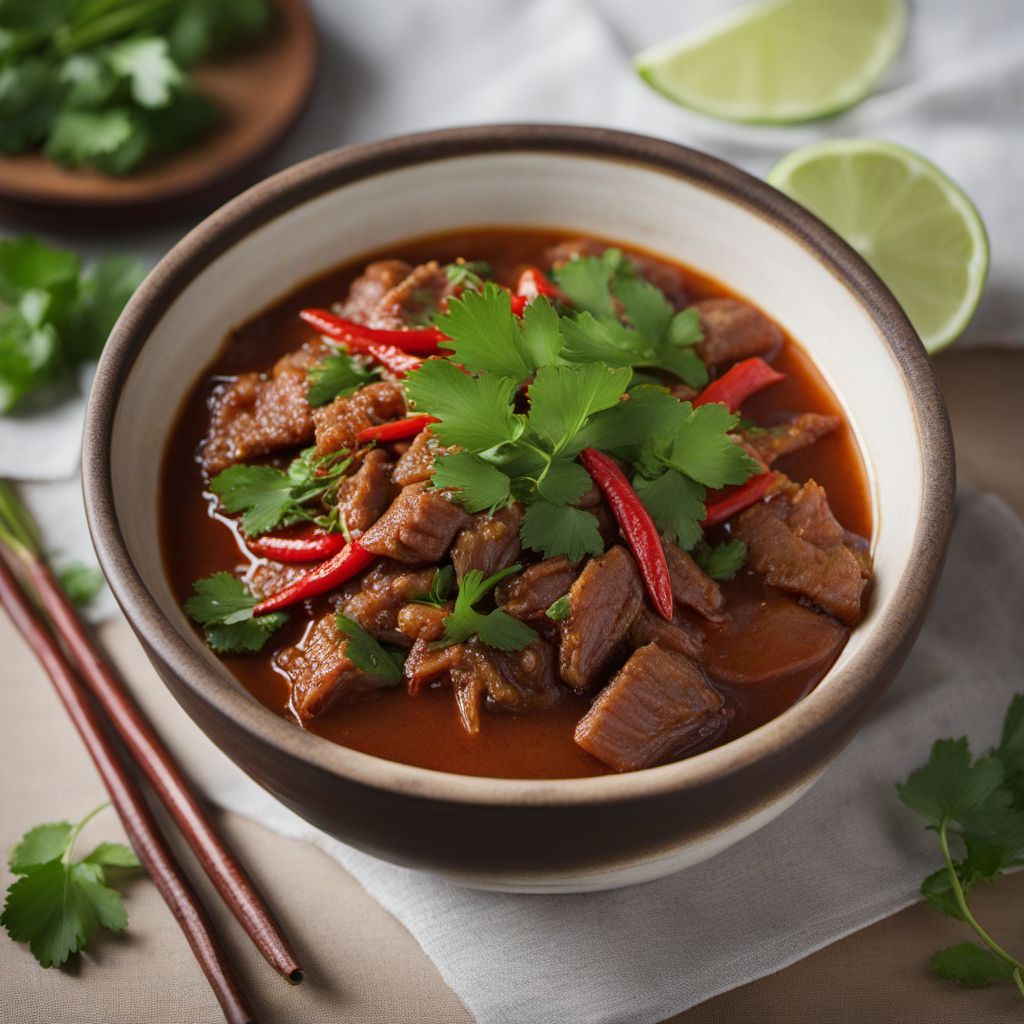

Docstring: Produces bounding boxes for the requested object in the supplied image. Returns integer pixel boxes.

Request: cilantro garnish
[306,350,378,407]
[432,452,512,513]
[0,237,145,412]
[209,447,351,537]
[1,803,140,968]
[57,560,105,607]
[545,595,571,622]
[437,565,537,652]
[335,615,404,684]
[412,565,455,608]
[897,695,1024,998]
[184,573,287,653]
[693,540,748,581]
[444,260,492,290]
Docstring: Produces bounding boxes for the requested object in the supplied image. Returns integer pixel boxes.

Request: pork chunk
[575,644,728,771]
[451,504,523,581]
[496,557,581,621]
[558,545,643,692]
[733,474,871,625]
[313,380,406,456]
[739,413,841,467]
[628,607,704,661]
[694,298,782,369]
[341,561,439,645]
[337,260,413,324]
[338,449,397,533]
[359,483,470,563]
[665,542,726,622]
[391,429,441,486]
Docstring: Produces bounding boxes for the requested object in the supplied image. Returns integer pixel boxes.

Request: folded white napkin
[121,486,1024,1024]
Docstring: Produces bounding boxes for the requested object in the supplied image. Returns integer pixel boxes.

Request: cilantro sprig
[897,694,1024,997]
[693,539,748,582]
[437,565,537,652]
[335,615,404,684]
[184,572,287,653]
[2,803,140,968]
[306,350,379,407]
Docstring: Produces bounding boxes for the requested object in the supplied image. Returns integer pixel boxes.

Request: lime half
[634,0,909,124]
[768,139,989,352]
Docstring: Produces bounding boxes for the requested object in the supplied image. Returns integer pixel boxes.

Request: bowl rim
[82,123,955,809]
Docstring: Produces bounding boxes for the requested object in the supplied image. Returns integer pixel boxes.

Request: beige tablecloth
[1,349,1022,1024]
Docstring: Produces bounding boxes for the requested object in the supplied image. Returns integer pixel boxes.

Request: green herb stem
[61,802,111,868]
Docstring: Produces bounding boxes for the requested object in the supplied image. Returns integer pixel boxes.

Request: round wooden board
[0,0,318,227]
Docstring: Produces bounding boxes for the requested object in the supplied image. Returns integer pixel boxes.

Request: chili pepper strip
[299,308,447,354]
[516,266,562,302]
[692,358,784,412]
[253,540,376,615]
[579,447,673,621]
[246,530,345,563]
[701,472,774,526]
[356,415,439,445]
[365,342,422,377]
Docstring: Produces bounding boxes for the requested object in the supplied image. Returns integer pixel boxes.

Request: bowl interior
[101,145,924,790]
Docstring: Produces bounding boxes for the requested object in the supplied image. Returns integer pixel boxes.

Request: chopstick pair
[0,484,301,1024]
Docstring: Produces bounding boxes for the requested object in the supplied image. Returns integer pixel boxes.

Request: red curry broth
[159,227,872,780]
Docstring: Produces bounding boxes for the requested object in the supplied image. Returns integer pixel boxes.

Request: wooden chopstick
[0,553,256,1024]
[21,555,303,985]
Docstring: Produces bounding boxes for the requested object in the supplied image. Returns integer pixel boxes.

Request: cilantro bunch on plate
[898,694,1024,997]
[0,0,271,175]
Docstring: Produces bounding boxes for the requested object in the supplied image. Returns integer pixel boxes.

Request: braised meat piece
[628,607,704,661]
[694,298,782,369]
[313,380,406,456]
[558,545,643,692]
[733,474,871,625]
[665,542,726,622]
[247,561,308,598]
[496,557,580,621]
[395,602,449,644]
[338,449,397,534]
[275,614,394,720]
[337,260,413,324]
[575,644,729,772]
[341,561,439,646]
[201,340,328,474]
[404,639,465,694]
[391,429,441,486]
[371,261,451,327]
[451,505,523,581]
[739,413,840,467]
[359,483,470,563]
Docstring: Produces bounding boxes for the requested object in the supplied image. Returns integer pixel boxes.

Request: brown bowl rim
[82,124,955,809]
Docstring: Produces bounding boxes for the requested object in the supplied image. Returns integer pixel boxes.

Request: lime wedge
[768,139,989,352]
[634,0,908,124]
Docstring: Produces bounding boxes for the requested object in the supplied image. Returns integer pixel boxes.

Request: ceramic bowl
[83,125,955,893]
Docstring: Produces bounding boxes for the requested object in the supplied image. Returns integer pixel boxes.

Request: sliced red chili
[702,472,774,526]
[364,342,422,377]
[579,447,673,621]
[509,293,528,317]
[246,529,345,563]
[252,540,376,615]
[356,415,439,445]
[692,357,784,412]
[516,266,562,302]
[299,308,447,354]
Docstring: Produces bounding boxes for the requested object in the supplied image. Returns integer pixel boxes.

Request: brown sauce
[159,227,873,779]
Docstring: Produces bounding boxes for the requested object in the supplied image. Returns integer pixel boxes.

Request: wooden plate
[0,0,318,227]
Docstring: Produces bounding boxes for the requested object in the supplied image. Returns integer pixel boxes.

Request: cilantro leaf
[652,402,760,489]
[519,295,564,367]
[433,283,533,378]
[0,236,78,301]
[432,451,512,513]
[412,565,454,608]
[184,573,286,654]
[404,358,522,452]
[66,255,147,361]
[632,469,707,551]
[0,306,61,413]
[614,273,673,341]
[443,260,491,290]
[929,944,1017,989]
[45,107,149,175]
[57,561,105,607]
[573,387,683,458]
[209,464,295,536]
[306,350,377,407]
[108,37,183,109]
[693,539,747,581]
[525,363,631,454]
[335,615,404,684]
[9,823,73,873]
[558,311,649,368]
[550,250,621,316]
[520,500,604,562]
[545,595,570,621]
[440,565,537,651]
[82,843,140,869]
[536,458,591,505]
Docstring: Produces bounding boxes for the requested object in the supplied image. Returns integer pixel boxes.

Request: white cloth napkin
[121,485,1024,1023]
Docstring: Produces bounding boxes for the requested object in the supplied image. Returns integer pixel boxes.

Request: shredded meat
[371,261,452,327]
[313,380,406,456]
[739,413,840,466]
[337,260,413,324]
[575,644,729,771]
[275,614,393,720]
[451,505,523,581]
[664,542,726,622]
[732,474,871,625]
[338,448,397,534]
[558,545,643,692]
[391,429,442,486]
[359,483,470,563]
[496,557,580,621]
[201,340,328,474]
[628,607,704,661]
[694,298,782,369]
[341,561,439,645]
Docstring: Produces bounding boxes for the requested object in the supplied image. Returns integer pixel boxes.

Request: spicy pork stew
[161,229,873,780]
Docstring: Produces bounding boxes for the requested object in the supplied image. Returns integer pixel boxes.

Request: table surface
[2,348,1022,1024]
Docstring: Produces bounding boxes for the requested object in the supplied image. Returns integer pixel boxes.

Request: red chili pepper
[509,293,528,317]
[253,540,376,615]
[516,266,562,302]
[365,342,422,377]
[356,415,438,445]
[701,472,774,526]
[692,357,784,412]
[247,529,345,563]
[299,308,447,354]
[579,448,673,621]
